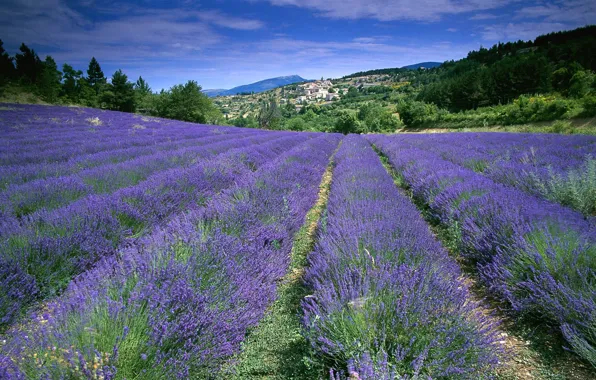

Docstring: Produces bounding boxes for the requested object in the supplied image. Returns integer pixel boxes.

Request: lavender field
[0,104,594,379]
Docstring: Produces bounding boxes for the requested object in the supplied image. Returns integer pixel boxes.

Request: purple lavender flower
[304,135,500,378]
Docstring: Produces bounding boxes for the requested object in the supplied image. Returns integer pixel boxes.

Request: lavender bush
[0,104,313,330]
[368,134,596,367]
[303,135,499,378]
[384,132,596,217]
[1,131,340,377]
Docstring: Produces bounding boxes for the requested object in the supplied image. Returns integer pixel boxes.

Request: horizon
[1,0,594,91]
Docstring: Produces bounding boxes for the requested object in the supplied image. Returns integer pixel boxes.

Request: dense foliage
[0,41,223,124]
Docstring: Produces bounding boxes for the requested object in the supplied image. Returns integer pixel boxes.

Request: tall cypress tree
[86,57,106,94]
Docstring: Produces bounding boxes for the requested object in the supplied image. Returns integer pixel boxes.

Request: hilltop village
[212,74,397,119]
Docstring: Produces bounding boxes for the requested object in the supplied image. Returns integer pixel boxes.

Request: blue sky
[1,1,594,90]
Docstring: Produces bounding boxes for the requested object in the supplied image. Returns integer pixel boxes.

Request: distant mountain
[401,62,442,70]
[204,75,308,97]
[202,89,227,97]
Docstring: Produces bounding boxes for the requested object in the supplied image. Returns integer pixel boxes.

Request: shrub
[530,157,596,216]
[548,120,574,134]
[333,111,359,134]
[569,70,595,98]
[582,95,596,116]
[397,100,438,127]
[284,117,307,131]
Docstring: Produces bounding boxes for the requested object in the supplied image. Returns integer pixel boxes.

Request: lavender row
[0,122,243,167]
[0,104,232,147]
[302,135,499,379]
[0,134,340,378]
[1,120,250,169]
[368,134,596,367]
[0,131,260,190]
[392,133,596,216]
[0,133,309,330]
[0,105,245,166]
[0,132,271,218]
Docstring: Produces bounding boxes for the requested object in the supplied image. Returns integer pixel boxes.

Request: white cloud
[353,37,379,43]
[446,28,458,32]
[195,10,265,30]
[260,0,513,21]
[516,0,596,24]
[0,0,264,63]
[481,22,568,41]
[478,0,595,42]
[469,13,499,20]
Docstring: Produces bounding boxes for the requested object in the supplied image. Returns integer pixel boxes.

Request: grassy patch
[224,146,338,379]
[401,117,596,135]
[529,157,596,217]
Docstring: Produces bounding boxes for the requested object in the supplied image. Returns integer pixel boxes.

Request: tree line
[415,25,596,112]
[0,40,222,124]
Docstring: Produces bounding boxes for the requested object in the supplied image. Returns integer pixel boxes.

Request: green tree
[345,86,359,99]
[257,99,282,129]
[0,39,15,85]
[376,110,402,132]
[86,57,106,94]
[569,70,595,98]
[78,79,98,107]
[281,102,296,118]
[134,76,152,111]
[358,104,402,132]
[61,64,83,101]
[134,76,151,96]
[232,115,259,129]
[15,43,43,84]
[487,54,552,104]
[285,117,307,131]
[333,111,359,134]
[155,80,222,123]
[103,69,135,112]
[38,56,62,102]
[396,100,438,127]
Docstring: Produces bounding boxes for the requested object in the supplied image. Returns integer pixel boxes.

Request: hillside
[213,25,596,134]
[204,75,308,97]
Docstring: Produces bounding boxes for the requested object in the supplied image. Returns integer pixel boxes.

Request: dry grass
[400,117,596,135]
[86,117,103,126]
